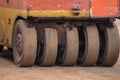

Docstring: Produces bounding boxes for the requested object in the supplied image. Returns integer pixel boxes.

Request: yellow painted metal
[0,7,89,48]
[0,7,27,47]
[28,10,90,18]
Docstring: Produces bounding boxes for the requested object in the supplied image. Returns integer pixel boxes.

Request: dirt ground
[0,50,119,80]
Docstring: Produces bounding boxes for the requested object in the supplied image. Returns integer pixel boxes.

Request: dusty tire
[56,28,79,66]
[97,24,119,67]
[13,20,37,67]
[36,28,58,66]
[78,25,100,66]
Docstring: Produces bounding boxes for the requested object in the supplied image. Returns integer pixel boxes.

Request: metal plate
[91,0,119,17]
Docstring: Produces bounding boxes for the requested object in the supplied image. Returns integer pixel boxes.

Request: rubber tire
[97,24,119,67]
[57,28,79,66]
[13,20,37,67]
[78,25,100,66]
[36,28,58,66]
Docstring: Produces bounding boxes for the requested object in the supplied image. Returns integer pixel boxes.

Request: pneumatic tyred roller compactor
[0,0,119,67]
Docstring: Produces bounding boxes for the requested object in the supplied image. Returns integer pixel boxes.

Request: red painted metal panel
[28,0,90,11]
[8,0,27,10]
[119,0,120,11]
[0,0,119,17]
[91,0,119,17]
[0,0,27,10]
[0,0,8,7]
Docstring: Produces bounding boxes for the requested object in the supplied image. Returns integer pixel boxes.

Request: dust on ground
[0,50,119,80]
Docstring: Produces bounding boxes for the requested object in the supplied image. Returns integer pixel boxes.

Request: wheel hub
[16,33,23,56]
